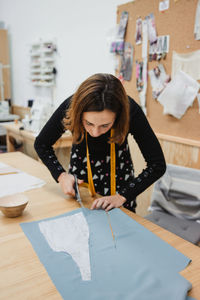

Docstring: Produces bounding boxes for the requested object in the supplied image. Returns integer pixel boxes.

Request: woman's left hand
[90,194,126,212]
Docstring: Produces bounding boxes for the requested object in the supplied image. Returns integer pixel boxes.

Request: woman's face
[82,110,116,137]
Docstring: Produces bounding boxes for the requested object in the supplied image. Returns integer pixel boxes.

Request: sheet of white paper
[39,212,91,281]
[0,163,45,197]
[157,70,200,119]
[0,162,20,175]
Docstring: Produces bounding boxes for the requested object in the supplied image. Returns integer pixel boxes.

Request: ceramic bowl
[0,194,28,218]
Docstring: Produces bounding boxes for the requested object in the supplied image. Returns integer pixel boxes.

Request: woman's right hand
[58,172,75,196]
[58,172,78,197]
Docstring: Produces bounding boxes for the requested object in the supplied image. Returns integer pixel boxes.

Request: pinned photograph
[135,17,142,45]
[146,13,157,45]
[149,64,170,99]
[117,11,129,40]
[120,42,134,81]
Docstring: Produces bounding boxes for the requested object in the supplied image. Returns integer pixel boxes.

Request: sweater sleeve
[118,97,166,203]
[34,96,72,182]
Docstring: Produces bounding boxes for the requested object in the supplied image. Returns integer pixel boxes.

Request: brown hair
[64,73,129,145]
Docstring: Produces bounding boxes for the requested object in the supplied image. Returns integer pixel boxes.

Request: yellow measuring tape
[85,129,116,248]
[85,128,116,196]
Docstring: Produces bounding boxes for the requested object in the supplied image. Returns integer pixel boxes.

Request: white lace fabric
[172,50,200,80]
[39,212,91,281]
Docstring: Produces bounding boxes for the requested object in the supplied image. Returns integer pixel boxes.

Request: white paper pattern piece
[172,50,200,80]
[39,212,91,281]
[157,70,200,119]
[0,163,45,198]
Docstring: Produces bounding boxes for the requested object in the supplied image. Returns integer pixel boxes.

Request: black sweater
[34,96,166,211]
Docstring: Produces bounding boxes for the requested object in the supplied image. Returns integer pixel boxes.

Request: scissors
[74,175,84,208]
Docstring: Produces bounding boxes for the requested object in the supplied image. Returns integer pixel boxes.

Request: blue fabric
[20,208,196,300]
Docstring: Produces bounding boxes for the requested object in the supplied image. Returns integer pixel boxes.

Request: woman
[34,73,166,212]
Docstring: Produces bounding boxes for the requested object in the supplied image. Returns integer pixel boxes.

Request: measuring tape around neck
[85,129,116,197]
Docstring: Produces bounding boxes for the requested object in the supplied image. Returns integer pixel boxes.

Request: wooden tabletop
[0,152,199,299]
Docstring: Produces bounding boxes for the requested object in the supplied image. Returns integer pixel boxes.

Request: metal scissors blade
[74,175,84,208]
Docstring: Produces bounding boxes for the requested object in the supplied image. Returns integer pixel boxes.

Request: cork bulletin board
[116,0,200,143]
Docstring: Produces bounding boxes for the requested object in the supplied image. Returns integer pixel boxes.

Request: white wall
[0,0,128,108]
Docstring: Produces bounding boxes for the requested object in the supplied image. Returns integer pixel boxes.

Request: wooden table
[0,152,199,300]
[2,122,72,169]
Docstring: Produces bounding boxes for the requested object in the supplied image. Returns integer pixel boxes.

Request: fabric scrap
[148,164,200,221]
